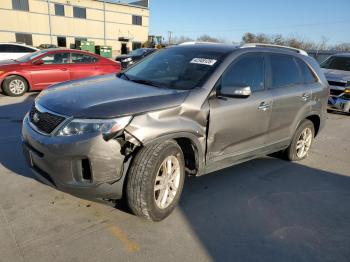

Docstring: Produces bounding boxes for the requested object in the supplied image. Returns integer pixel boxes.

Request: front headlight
[122,57,132,63]
[57,116,132,139]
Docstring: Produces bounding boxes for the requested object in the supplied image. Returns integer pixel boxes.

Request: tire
[285,119,315,161]
[2,75,28,97]
[126,140,185,221]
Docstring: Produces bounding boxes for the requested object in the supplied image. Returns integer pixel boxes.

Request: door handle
[258,102,270,111]
[301,93,310,101]
[60,68,68,71]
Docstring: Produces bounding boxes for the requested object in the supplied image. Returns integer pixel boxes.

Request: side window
[0,45,13,53]
[221,54,265,92]
[11,45,35,53]
[296,59,317,84]
[270,54,302,88]
[71,53,98,64]
[40,53,69,64]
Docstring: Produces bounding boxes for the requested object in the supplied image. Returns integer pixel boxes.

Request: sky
[149,0,350,45]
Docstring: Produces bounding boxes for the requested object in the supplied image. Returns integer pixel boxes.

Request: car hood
[36,74,190,118]
[322,68,350,82]
[116,54,139,60]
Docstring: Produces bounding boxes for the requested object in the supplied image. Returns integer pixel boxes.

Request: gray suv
[22,43,328,221]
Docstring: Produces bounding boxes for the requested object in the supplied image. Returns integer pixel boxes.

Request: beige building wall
[0,0,149,55]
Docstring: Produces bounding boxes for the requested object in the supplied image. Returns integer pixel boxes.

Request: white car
[0,43,38,61]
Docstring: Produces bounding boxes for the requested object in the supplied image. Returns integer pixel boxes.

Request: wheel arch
[305,114,321,137]
[137,132,205,176]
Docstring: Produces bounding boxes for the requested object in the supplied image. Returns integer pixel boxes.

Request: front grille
[328,81,347,87]
[330,89,344,96]
[29,105,65,134]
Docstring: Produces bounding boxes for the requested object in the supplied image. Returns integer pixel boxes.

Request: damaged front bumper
[328,95,350,113]
[21,115,128,199]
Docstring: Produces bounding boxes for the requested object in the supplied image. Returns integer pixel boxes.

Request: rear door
[265,53,312,146]
[68,52,101,80]
[207,53,273,161]
[28,52,70,90]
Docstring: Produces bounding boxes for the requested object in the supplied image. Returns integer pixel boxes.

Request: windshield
[130,49,147,56]
[122,47,227,90]
[16,50,47,62]
[321,56,350,71]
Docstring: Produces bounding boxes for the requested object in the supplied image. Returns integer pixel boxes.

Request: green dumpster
[80,41,95,53]
[95,45,113,58]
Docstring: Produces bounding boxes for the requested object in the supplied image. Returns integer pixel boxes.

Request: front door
[29,52,70,90]
[207,53,272,162]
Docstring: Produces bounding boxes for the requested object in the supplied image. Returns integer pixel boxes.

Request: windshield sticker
[190,58,217,66]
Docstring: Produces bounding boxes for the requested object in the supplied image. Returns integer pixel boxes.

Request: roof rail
[179,41,221,45]
[241,43,308,56]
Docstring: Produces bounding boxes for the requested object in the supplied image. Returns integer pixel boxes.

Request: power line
[174,19,350,34]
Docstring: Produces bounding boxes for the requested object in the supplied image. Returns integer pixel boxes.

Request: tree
[196,34,221,43]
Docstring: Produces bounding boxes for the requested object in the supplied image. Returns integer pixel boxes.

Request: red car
[0,49,121,96]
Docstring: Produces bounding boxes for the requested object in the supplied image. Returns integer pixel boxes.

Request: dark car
[0,48,121,96]
[22,43,328,221]
[115,48,156,69]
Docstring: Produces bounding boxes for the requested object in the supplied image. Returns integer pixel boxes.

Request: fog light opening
[81,159,92,182]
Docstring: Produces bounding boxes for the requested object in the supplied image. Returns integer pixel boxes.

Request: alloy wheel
[296,127,313,158]
[154,155,181,209]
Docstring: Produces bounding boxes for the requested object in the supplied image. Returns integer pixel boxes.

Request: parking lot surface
[0,93,350,262]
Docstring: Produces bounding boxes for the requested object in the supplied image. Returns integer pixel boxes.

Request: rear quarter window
[296,58,318,84]
[270,54,303,88]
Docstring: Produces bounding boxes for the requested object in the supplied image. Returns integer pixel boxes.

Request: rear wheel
[285,119,315,161]
[126,140,185,221]
[2,76,28,97]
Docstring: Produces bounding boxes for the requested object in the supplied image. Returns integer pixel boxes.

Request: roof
[175,42,309,56]
[331,53,350,57]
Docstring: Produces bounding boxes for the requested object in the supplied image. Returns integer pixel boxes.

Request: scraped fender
[124,104,210,175]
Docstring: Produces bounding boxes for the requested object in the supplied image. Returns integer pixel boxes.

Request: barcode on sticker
[190,58,217,66]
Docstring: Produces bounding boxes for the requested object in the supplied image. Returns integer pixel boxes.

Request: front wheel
[2,76,28,97]
[285,119,315,161]
[126,140,185,221]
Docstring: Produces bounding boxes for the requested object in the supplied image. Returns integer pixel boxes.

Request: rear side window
[71,53,98,64]
[0,44,34,53]
[221,54,265,92]
[296,59,317,84]
[270,54,302,88]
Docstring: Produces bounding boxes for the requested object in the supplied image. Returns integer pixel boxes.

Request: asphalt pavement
[0,92,349,262]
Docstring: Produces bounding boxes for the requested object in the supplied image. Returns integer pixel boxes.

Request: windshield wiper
[117,72,130,80]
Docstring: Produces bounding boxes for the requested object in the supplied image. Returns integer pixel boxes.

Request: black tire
[285,119,315,161]
[2,75,28,97]
[126,140,185,221]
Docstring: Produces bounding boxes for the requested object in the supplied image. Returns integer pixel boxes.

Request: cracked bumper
[328,96,350,113]
[21,115,126,199]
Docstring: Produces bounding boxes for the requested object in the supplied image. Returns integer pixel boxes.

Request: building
[0,0,149,55]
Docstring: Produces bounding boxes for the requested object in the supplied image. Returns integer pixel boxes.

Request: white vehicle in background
[0,43,38,61]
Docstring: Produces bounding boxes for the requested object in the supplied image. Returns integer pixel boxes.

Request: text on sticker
[190,58,217,66]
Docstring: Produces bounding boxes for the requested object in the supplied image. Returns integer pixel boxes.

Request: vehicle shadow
[0,93,37,178]
[179,158,350,262]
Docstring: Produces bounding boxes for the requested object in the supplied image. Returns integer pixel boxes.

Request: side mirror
[33,59,44,65]
[218,85,252,98]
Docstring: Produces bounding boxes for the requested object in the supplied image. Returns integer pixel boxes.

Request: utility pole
[47,0,53,44]
[168,31,173,45]
[103,0,106,45]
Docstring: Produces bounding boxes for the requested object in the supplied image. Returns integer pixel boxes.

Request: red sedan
[0,49,121,96]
